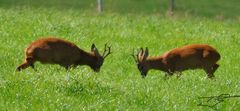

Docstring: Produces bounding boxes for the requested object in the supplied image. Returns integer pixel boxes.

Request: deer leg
[176,71,183,79]
[164,73,170,80]
[29,63,37,71]
[212,64,219,74]
[204,64,218,78]
[30,63,34,68]
[167,66,175,76]
[64,66,70,70]
[204,68,214,78]
[59,62,71,70]
[164,70,174,80]
[64,65,75,81]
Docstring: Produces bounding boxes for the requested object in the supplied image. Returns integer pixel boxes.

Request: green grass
[0,0,240,18]
[0,1,240,110]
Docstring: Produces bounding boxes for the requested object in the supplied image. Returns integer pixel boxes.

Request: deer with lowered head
[132,44,220,78]
[16,37,111,72]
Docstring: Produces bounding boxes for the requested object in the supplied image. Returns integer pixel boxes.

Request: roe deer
[132,44,220,78]
[16,37,111,72]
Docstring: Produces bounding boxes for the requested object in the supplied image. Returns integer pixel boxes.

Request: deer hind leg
[203,64,219,78]
[164,73,172,80]
[16,57,35,71]
[176,71,183,79]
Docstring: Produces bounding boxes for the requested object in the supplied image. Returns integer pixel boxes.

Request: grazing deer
[16,37,111,72]
[132,44,220,78]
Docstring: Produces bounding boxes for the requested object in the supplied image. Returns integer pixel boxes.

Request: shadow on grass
[56,78,114,97]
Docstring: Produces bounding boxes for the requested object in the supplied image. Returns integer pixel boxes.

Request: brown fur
[133,44,220,78]
[16,37,111,72]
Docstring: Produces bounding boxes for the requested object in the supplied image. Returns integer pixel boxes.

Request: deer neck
[146,56,167,72]
[77,50,97,67]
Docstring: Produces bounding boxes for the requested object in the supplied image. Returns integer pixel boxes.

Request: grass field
[1,0,240,18]
[0,0,240,110]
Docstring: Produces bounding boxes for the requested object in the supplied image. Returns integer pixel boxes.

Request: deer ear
[143,47,149,61]
[91,44,96,52]
[94,49,101,57]
[145,47,149,56]
[91,44,100,57]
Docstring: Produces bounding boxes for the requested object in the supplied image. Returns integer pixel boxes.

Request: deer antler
[135,47,145,61]
[131,49,138,63]
[102,43,111,58]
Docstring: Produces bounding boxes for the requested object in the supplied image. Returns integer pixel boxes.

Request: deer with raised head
[16,37,111,72]
[132,44,220,78]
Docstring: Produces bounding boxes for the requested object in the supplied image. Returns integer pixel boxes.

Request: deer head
[91,43,111,72]
[132,47,149,78]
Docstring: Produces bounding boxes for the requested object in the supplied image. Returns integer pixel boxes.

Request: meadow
[0,0,240,110]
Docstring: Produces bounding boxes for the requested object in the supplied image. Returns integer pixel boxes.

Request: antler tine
[135,48,144,61]
[102,43,108,56]
[140,47,144,56]
[131,49,138,63]
[103,43,111,58]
